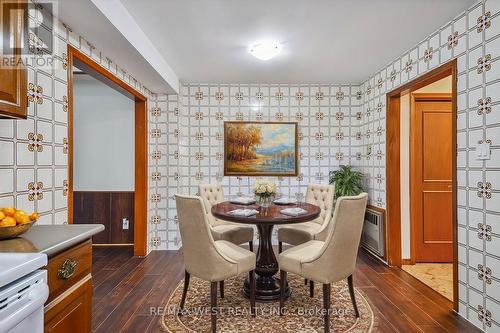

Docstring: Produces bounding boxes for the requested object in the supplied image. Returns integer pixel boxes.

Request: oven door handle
[0,283,48,333]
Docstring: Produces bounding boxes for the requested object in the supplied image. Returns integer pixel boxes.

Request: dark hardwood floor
[91,246,480,333]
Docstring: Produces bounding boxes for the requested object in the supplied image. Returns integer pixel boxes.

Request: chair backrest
[305,183,335,225]
[305,193,368,283]
[175,194,227,279]
[199,183,225,226]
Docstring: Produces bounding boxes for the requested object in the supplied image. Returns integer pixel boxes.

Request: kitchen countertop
[0,224,104,256]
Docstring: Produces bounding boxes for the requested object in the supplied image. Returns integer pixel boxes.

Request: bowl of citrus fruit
[0,207,39,240]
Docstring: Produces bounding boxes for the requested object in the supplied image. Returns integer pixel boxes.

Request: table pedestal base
[211,202,321,303]
[243,276,291,302]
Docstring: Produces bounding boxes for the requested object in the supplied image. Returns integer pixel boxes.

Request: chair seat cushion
[211,224,254,245]
[277,222,322,246]
[215,240,256,275]
[278,240,324,276]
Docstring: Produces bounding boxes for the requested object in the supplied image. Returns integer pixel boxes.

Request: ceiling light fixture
[249,41,281,61]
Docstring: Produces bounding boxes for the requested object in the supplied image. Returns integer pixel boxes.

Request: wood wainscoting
[73,191,134,245]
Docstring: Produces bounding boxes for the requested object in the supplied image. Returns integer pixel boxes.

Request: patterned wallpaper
[149,1,500,330]
[182,84,363,193]
[359,0,500,330]
[148,94,179,250]
[0,3,157,252]
[147,84,362,250]
[148,84,363,249]
[0,0,499,331]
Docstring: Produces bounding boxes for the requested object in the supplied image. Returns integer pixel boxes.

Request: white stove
[0,253,48,333]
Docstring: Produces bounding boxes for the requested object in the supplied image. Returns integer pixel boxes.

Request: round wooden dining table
[211,201,321,302]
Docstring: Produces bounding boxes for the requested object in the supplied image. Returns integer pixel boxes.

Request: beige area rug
[402,263,453,301]
[161,273,375,332]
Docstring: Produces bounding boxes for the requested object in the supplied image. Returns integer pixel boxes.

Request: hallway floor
[402,263,453,301]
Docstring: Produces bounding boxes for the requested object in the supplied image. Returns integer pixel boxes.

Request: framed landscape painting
[224,121,298,176]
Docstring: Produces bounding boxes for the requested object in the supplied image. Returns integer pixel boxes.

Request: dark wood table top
[211,201,321,225]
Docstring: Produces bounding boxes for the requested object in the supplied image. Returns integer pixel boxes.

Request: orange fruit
[29,212,39,221]
[0,216,16,227]
[0,212,5,220]
[1,207,16,217]
[13,210,27,223]
[17,214,31,224]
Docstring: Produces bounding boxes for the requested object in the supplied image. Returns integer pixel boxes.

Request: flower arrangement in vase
[253,179,277,208]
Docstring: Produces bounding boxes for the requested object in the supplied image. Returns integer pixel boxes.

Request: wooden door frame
[67,45,148,256]
[385,59,458,310]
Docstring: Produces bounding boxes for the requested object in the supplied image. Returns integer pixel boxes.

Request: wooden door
[0,0,27,119]
[411,94,453,263]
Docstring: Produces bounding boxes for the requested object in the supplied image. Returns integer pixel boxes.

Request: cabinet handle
[57,259,78,279]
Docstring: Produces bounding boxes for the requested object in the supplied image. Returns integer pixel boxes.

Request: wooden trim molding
[66,45,148,256]
[412,93,453,101]
[134,99,148,256]
[385,59,458,311]
[385,94,402,267]
[366,204,386,215]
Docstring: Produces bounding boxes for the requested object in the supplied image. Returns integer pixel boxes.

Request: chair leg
[304,278,308,285]
[347,275,360,318]
[210,282,217,333]
[249,270,256,316]
[279,270,287,316]
[219,280,224,299]
[309,280,314,297]
[323,283,331,333]
[178,270,190,316]
[249,240,253,252]
[278,241,282,253]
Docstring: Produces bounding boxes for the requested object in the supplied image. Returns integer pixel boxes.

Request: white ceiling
[120,0,476,85]
[52,0,177,93]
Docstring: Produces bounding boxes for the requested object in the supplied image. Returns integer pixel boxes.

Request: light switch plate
[476,142,491,160]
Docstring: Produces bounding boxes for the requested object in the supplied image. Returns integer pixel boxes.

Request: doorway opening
[67,45,148,256]
[385,60,458,310]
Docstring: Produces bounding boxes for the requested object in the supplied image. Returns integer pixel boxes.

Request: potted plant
[329,165,364,201]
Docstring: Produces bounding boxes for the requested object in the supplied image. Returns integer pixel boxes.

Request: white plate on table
[229,197,256,205]
[273,197,298,205]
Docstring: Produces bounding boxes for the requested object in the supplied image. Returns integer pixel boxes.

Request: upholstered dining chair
[199,182,255,251]
[277,193,368,333]
[277,183,335,253]
[175,194,256,333]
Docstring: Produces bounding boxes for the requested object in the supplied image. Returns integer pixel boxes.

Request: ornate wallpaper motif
[0,3,156,252]
[149,84,362,250]
[0,0,499,331]
[359,0,500,330]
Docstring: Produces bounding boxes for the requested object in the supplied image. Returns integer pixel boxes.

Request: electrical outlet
[122,218,129,230]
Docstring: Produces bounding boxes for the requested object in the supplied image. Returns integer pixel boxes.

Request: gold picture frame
[224,121,299,176]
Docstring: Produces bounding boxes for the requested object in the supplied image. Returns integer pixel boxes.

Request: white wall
[400,76,452,259]
[73,74,135,191]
